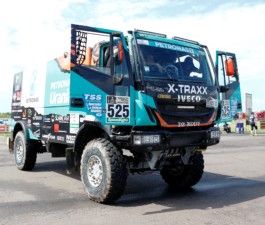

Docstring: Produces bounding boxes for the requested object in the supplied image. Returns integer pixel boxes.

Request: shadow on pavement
[115,171,265,212]
[34,158,265,212]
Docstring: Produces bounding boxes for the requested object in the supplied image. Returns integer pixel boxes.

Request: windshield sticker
[154,41,195,54]
[199,50,206,56]
[137,39,149,45]
[137,39,197,54]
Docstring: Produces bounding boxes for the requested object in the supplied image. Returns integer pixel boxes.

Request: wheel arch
[73,121,111,159]
[12,121,29,140]
[9,121,30,152]
[9,121,39,153]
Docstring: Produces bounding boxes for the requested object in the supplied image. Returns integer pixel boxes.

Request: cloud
[0,0,75,112]
[1,0,265,112]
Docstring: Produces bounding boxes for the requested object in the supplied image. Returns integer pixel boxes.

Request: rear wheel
[160,151,204,189]
[14,131,37,171]
[80,138,127,203]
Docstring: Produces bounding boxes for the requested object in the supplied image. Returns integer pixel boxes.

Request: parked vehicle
[9,24,241,203]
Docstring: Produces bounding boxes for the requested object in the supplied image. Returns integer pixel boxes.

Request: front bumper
[131,126,220,151]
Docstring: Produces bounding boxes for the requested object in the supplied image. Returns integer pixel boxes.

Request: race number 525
[107,104,129,118]
[106,96,130,123]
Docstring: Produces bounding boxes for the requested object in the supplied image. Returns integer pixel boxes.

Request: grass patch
[0,132,11,137]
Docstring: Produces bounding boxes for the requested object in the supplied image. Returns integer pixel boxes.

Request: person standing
[250,112,257,135]
[223,122,231,133]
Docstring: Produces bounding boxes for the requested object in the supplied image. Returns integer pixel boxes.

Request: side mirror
[225,58,235,76]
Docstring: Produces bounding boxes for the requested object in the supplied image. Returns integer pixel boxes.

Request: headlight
[133,135,161,145]
[210,130,220,139]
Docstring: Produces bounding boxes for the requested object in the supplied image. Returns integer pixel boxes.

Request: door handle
[71,98,84,108]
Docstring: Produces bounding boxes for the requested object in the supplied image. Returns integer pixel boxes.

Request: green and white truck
[9,24,242,203]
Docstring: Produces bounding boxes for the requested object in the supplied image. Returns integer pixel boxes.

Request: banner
[245,93,252,116]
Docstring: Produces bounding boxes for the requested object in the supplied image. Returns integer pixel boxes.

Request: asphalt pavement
[0,134,264,225]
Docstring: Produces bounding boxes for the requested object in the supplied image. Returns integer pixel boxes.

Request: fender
[74,120,111,155]
[12,121,39,141]
[9,120,38,152]
[12,121,28,141]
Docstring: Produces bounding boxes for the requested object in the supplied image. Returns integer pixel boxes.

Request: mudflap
[66,148,75,174]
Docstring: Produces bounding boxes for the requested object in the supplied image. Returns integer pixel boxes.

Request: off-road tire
[80,138,127,203]
[160,151,204,189]
[14,131,37,171]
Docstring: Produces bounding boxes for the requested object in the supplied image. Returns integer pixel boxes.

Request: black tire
[14,131,37,171]
[160,151,204,189]
[80,138,127,203]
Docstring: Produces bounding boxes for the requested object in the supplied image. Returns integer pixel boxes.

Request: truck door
[70,24,134,126]
[216,51,242,122]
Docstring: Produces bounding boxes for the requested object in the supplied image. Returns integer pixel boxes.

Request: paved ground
[0,134,265,225]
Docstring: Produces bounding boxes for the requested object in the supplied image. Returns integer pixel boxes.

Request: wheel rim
[15,138,24,163]
[87,155,103,187]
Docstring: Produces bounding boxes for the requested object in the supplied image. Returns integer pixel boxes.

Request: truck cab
[69,26,235,149]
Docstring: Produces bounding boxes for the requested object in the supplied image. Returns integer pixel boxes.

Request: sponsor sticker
[66,135,75,144]
[70,114,79,134]
[83,94,103,117]
[106,96,130,123]
[221,100,231,119]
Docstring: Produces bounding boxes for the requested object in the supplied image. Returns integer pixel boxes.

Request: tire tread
[81,138,127,203]
[161,152,204,189]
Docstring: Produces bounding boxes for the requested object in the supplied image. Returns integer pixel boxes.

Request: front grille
[159,113,208,124]
[155,99,213,124]
[158,103,210,113]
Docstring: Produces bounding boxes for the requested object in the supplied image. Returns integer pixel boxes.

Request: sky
[1,0,265,113]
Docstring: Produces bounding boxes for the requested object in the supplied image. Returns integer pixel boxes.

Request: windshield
[137,39,214,85]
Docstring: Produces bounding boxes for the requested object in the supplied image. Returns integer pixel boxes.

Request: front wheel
[14,131,37,171]
[80,138,127,203]
[160,151,204,189]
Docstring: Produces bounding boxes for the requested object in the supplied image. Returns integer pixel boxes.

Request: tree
[0,112,11,118]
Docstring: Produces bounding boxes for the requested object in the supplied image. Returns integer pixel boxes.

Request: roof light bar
[135,29,167,38]
[172,36,199,45]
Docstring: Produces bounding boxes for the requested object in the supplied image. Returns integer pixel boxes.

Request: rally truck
[9,24,242,203]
